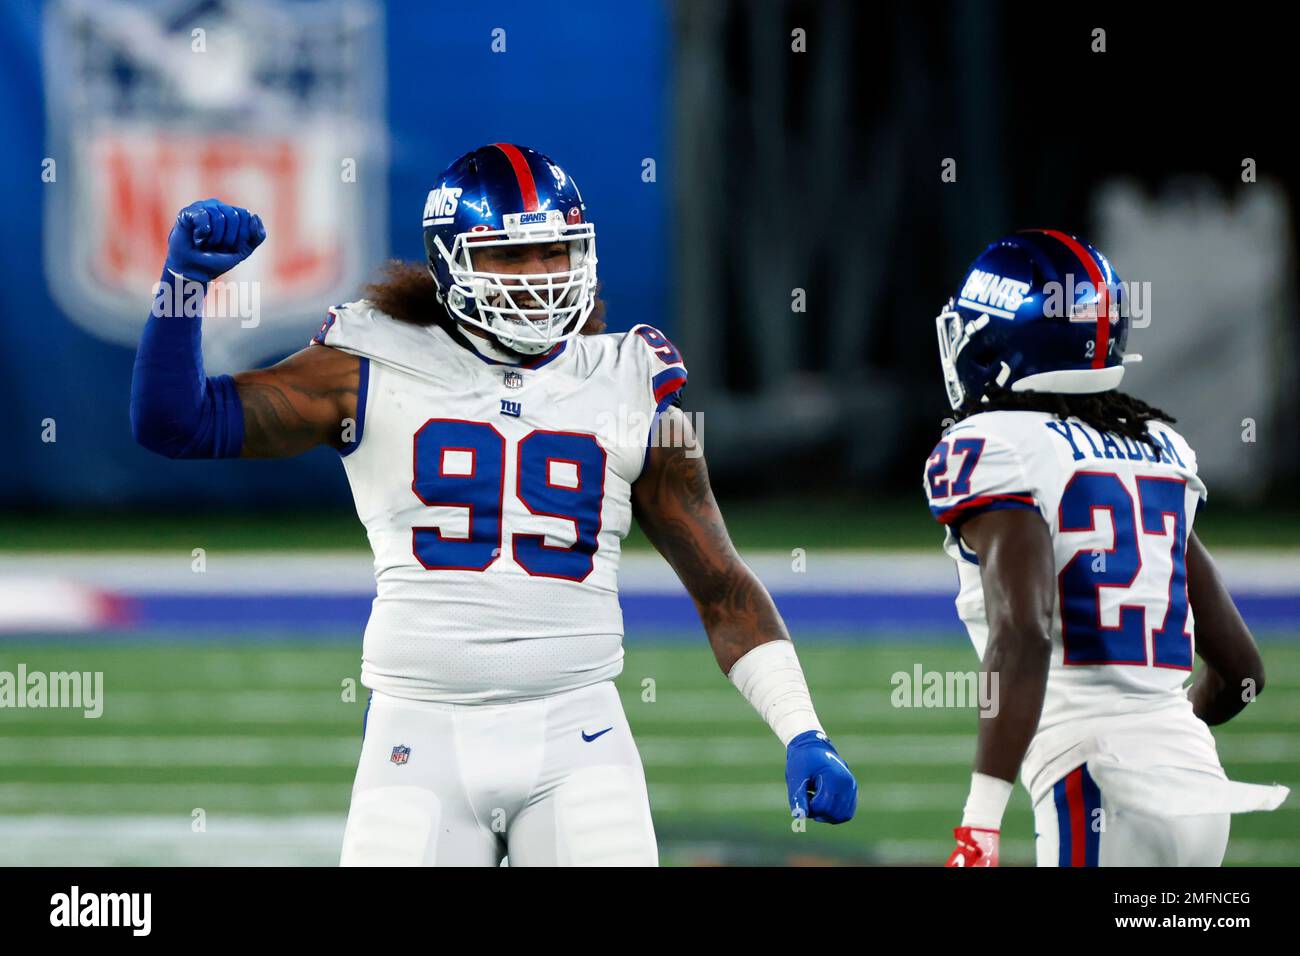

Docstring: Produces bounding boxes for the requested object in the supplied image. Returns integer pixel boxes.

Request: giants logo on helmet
[422,185,463,226]
[958,270,1031,318]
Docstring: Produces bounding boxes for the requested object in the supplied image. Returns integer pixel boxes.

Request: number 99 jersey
[923,409,1215,793]
[315,301,687,704]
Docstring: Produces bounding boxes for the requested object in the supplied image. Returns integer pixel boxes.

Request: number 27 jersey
[316,301,688,704]
[923,410,1207,733]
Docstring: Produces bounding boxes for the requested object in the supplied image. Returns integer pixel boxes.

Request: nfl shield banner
[41,0,388,373]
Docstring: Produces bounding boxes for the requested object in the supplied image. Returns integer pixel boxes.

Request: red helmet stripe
[1035,229,1110,369]
[493,143,540,212]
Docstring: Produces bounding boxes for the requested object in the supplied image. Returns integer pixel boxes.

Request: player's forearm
[130,269,245,459]
[1189,664,1258,726]
[972,624,1051,783]
[633,427,786,672]
[959,510,1055,784]
[691,563,791,673]
[699,564,826,747]
[1186,534,1265,725]
[631,428,825,742]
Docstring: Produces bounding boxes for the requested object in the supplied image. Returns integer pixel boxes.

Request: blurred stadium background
[2,0,1297,865]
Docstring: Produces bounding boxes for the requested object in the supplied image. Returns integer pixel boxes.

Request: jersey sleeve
[1148,423,1208,508]
[628,324,688,412]
[311,301,364,348]
[309,299,395,365]
[923,425,1041,529]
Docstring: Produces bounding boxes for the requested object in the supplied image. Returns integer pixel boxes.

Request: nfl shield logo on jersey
[503,370,524,389]
[390,745,411,766]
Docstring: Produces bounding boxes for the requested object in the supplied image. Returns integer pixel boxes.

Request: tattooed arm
[233,345,361,458]
[632,406,857,822]
[131,199,356,461]
[631,406,788,672]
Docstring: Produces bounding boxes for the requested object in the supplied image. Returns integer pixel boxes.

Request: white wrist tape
[727,640,823,747]
[960,772,1014,830]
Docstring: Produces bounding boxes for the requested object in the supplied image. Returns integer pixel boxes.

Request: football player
[924,230,1288,867]
[130,144,857,866]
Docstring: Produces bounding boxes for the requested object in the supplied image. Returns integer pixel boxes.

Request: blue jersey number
[514,431,606,580]
[634,326,682,365]
[412,420,605,580]
[926,437,985,498]
[1058,472,1192,668]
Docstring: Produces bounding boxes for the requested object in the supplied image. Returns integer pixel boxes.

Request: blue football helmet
[936,229,1141,410]
[423,143,597,355]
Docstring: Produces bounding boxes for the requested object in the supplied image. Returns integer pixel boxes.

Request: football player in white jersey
[130,144,857,866]
[924,230,1288,867]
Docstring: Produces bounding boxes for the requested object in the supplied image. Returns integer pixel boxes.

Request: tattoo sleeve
[234,346,361,459]
[632,407,791,673]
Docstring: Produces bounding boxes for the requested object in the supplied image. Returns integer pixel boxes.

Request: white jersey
[315,301,687,704]
[923,410,1224,799]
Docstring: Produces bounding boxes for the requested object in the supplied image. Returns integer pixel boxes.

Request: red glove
[945,826,999,867]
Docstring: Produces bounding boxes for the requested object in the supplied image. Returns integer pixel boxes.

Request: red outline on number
[513,429,606,583]
[634,325,683,364]
[1057,471,1147,666]
[949,437,985,497]
[545,457,582,490]
[926,441,951,499]
[410,419,505,572]
[1137,475,1194,672]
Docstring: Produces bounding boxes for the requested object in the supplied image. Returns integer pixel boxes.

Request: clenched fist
[165,198,266,284]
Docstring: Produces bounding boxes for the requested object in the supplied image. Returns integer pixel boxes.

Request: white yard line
[0,783,346,813]
[0,815,346,867]
[2,549,1297,594]
[4,732,1298,768]
[0,686,1294,728]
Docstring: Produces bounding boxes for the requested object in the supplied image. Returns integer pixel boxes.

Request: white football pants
[340,680,658,866]
[1033,763,1230,866]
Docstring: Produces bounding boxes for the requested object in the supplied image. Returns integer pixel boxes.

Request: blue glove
[165,198,266,284]
[786,730,857,824]
[130,199,264,459]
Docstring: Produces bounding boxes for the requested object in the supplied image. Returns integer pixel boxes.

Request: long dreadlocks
[954,388,1177,451]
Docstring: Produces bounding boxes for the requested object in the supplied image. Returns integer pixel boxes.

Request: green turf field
[1,636,1295,866]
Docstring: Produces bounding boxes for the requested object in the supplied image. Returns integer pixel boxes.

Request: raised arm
[234,346,360,458]
[1186,532,1266,725]
[631,406,857,824]
[130,199,358,460]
